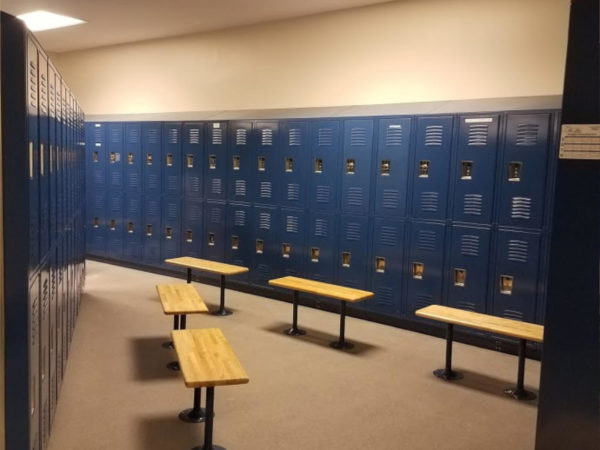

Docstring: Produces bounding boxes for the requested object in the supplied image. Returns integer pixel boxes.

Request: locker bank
[0,1,597,450]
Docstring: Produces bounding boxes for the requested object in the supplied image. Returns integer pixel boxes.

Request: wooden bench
[172,328,249,450]
[156,284,209,371]
[415,304,544,400]
[268,276,374,350]
[165,257,249,316]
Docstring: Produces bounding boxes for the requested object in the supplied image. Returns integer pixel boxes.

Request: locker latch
[231,236,239,250]
[311,247,320,262]
[166,227,173,239]
[109,219,116,231]
[282,243,291,258]
[461,161,473,180]
[110,152,116,164]
[208,233,215,246]
[285,158,294,172]
[146,153,153,165]
[93,217,99,228]
[454,268,466,287]
[314,158,323,173]
[258,156,266,171]
[166,153,173,167]
[341,252,351,268]
[233,155,240,170]
[128,153,134,164]
[381,160,391,176]
[346,159,355,174]
[209,155,217,169]
[186,229,193,243]
[376,257,386,273]
[127,222,134,234]
[508,162,522,182]
[413,262,424,279]
[146,224,153,236]
[500,275,514,295]
[418,161,430,178]
[93,151,99,163]
[186,154,194,168]
[29,142,34,179]
[256,239,264,254]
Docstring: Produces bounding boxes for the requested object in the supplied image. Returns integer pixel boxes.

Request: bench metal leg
[162,314,180,349]
[191,387,224,450]
[284,290,306,336]
[180,387,207,423]
[167,315,181,371]
[504,339,536,400]
[212,275,232,316]
[330,301,353,350]
[433,323,463,381]
[187,268,192,284]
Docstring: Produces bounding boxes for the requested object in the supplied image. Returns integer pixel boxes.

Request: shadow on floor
[261,321,381,356]
[129,336,182,381]
[135,414,204,450]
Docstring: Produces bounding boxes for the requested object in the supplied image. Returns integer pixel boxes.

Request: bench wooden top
[172,328,250,388]
[268,276,374,303]
[415,305,544,342]
[156,284,209,315]
[165,257,249,276]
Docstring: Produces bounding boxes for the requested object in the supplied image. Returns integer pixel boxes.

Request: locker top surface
[269,276,374,302]
[164,256,249,275]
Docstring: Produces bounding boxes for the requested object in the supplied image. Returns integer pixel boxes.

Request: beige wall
[53,0,570,116]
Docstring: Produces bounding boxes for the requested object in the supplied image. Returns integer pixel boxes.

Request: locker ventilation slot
[463,194,483,216]
[350,128,367,146]
[503,309,523,321]
[345,223,362,241]
[256,240,264,254]
[420,192,439,212]
[208,233,215,246]
[287,184,300,201]
[111,128,122,143]
[188,204,202,221]
[315,186,331,203]
[516,124,539,146]
[510,197,532,219]
[507,240,529,263]
[261,129,273,146]
[210,208,222,223]
[231,236,239,250]
[380,227,398,246]
[259,213,271,230]
[235,129,247,146]
[314,219,329,237]
[454,269,466,287]
[167,203,178,218]
[282,243,291,258]
[286,216,299,233]
[128,128,140,144]
[417,231,437,251]
[460,235,480,257]
[457,301,476,312]
[168,128,179,144]
[424,125,443,146]
[212,128,223,145]
[189,128,200,145]
[381,160,391,176]
[211,179,222,194]
[147,129,159,144]
[234,211,246,227]
[347,188,363,206]
[415,294,432,309]
[235,180,247,196]
[311,248,320,262]
[386,125,403,146]
[467,124,489,146]
[260,182,272,198]
[289,129,302,146]
[382,190,400,209]
[318,128,333,147]
[376,287,393,306]
[341,252,351,267]
[500,275,514,295]
[376,257,386,273]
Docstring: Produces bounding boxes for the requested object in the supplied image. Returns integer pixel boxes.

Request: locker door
[452,115,499,224]
[446,225,492,313]
[306,212,338,283]
[56,78,63,239]
[225,202,253,281]
[337,215,370,289]
[341,119,374,214]
[56,249,64,393]
[39,52,50,259]
[60,246,68,374]
[182,200,203,258]
[406,221,447,313]
[86,122,107,190]
[162,123,183,197]
[107,191,124,259]
[124,123,142,191]
[374,118,412,217]
[492,229,541,322]
[370,219,405,314]
[203,201,226,261]
[411,116,454,220]
[40,264,50,447]
[254,121,279,204]
[280,121,309,208]
[86,191,106,257]
[161,196,182,264]
[29,274,41,450]
[124,194,142,262]
[183,122,204,199]
[252,205,280,286]
[204,122,227,200]
[228,121,253,202]
[143,195,162,266]
[28,39,40,274]
[107,123,124,190]
[498,113,551,229]
[279,208,307,278]
[309,120,341,211]
[142,122,162,194]
[49,252,57,422]
[49,64,57,246]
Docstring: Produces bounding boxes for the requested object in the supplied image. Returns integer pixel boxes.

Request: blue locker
[107,191,124,259]
[228,121,253,201]
[123,194,142,262]
[49,251,57,421]
[161,196,182,264]
[374,118,412,217]
[253,121,279,204]
[28,39,40,274]
[411,116,454,220]
[204,122,227,200]
[492,229,541,322]
[497,113,551,229]
[309,120,341,211]
[225,202,253,281]
[162,122,183,197]
[337,215,370,290]
[49,64,57,246]
[142,122,162,194]
[251,205,280,286]
[452,115,499,224]
[370,219,405,314]
[182,200,203,258]
[40,263,50,447]
[446,224,492,313]
[279,208,307,278]
[142,195,162,266]
[39,52,50,259]
[183,122,204,199]
[29,273,41,450]
[306,211,338,283]
[56,248,64,393]
[124,123,142,191]
[341,119,374,214]
[85,123,106,190]
[56,78,63,239]
[107,123,124,190]
[406,221,447,313]
[86,191,106,257]
[203,201,226,261]
[280,121,309,208]
[61,240,68,374]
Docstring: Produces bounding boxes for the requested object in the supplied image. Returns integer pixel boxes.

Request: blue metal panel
[162,122,183,197]
[39,52,50,259]
[107,122,124,190]
[228,121,253,202]
[498,113,551,229]
[452,114,500,224]
[49,64,57,247]
[56,247,64,395]
[411,116,454,220]
[123,194,143,262]
[161,196,182,264]
[225,202,253,281]
[143,195,162,266]
[253,121,279,204]
[49,250,57,422]
[107,191,124,259]
[251,205,280,286]
[374,118,412,217]
[280,121,309,208]
[309,120,341,211]
[204,122,227,200]
[40,262,50,447]
[306,211,338,283]
[142,122,162,194]
[86,191,106,257]
[124,123,142,191]
[337,215,370,290]
[29,273,41,450]
[341,119,374,214]
[203,201,226,261]
[406,221,447,313]
[182,199,203,258]
[369,219,405,314]
[85,122,106,190]
[183,122,204,199]
[28,39,40,274]
[446,224,492,313]
[279,208,307,278]
[492,228,541,322]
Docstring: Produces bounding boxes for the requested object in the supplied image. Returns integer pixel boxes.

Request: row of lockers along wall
[86,112,558,228]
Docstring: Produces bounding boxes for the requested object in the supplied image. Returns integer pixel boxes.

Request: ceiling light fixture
[17,10,85,32]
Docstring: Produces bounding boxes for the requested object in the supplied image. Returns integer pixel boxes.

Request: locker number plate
[559,124,600,159]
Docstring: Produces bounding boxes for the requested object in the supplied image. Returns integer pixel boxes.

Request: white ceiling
[2,0,393,53]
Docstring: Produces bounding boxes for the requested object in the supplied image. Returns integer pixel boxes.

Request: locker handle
[346,159,355,174]
[282,243,291,258]
[186,154,194,168]
[208,233,215,246]
[285,158,293,172]
[500,275,514,295]
[314,158,323,173]
[146,224,153,236]
[341,252,351,268]
[375,257,386,273]
[413,262,424,279]
[40,143,45,176]
[128,153,134,164]
[508,162,522,182]
[454,268,466,287]
[146,153,153,165]
[256,239,264,254]
[127,222,134,234]
[232,155,240,170]
[209,155,217,169]
[461,161,473,180]
[166,153,173,166]
[110,152,116,164]
[109,219,116,230]
[418,161,430,178]
[258,156,266,171]
[29,141,34,178]
[50,145,53,174]
[231,236,239,250]
[310,247,320,263]
[186,229,193,243]
[166,227,173,239]
[381,160,390,176]
[93,217,99,228]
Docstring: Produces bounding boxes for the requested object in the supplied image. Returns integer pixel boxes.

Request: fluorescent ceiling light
[17,10,85,32]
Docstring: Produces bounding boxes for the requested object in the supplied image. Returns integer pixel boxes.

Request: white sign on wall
[559,124,600,159]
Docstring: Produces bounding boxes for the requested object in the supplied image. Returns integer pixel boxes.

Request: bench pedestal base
[211,275,233,317]
[191,445,226,450]
[179,408,208,423]
[212,309,232,317]
[503,387,537,401]
[284,327,306,336]
[162,341,174,349]
[433,368,463,381]
[330,340,354,350]
[167,361,180,371]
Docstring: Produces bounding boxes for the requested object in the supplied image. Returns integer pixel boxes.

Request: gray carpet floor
[47,260,540,450]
